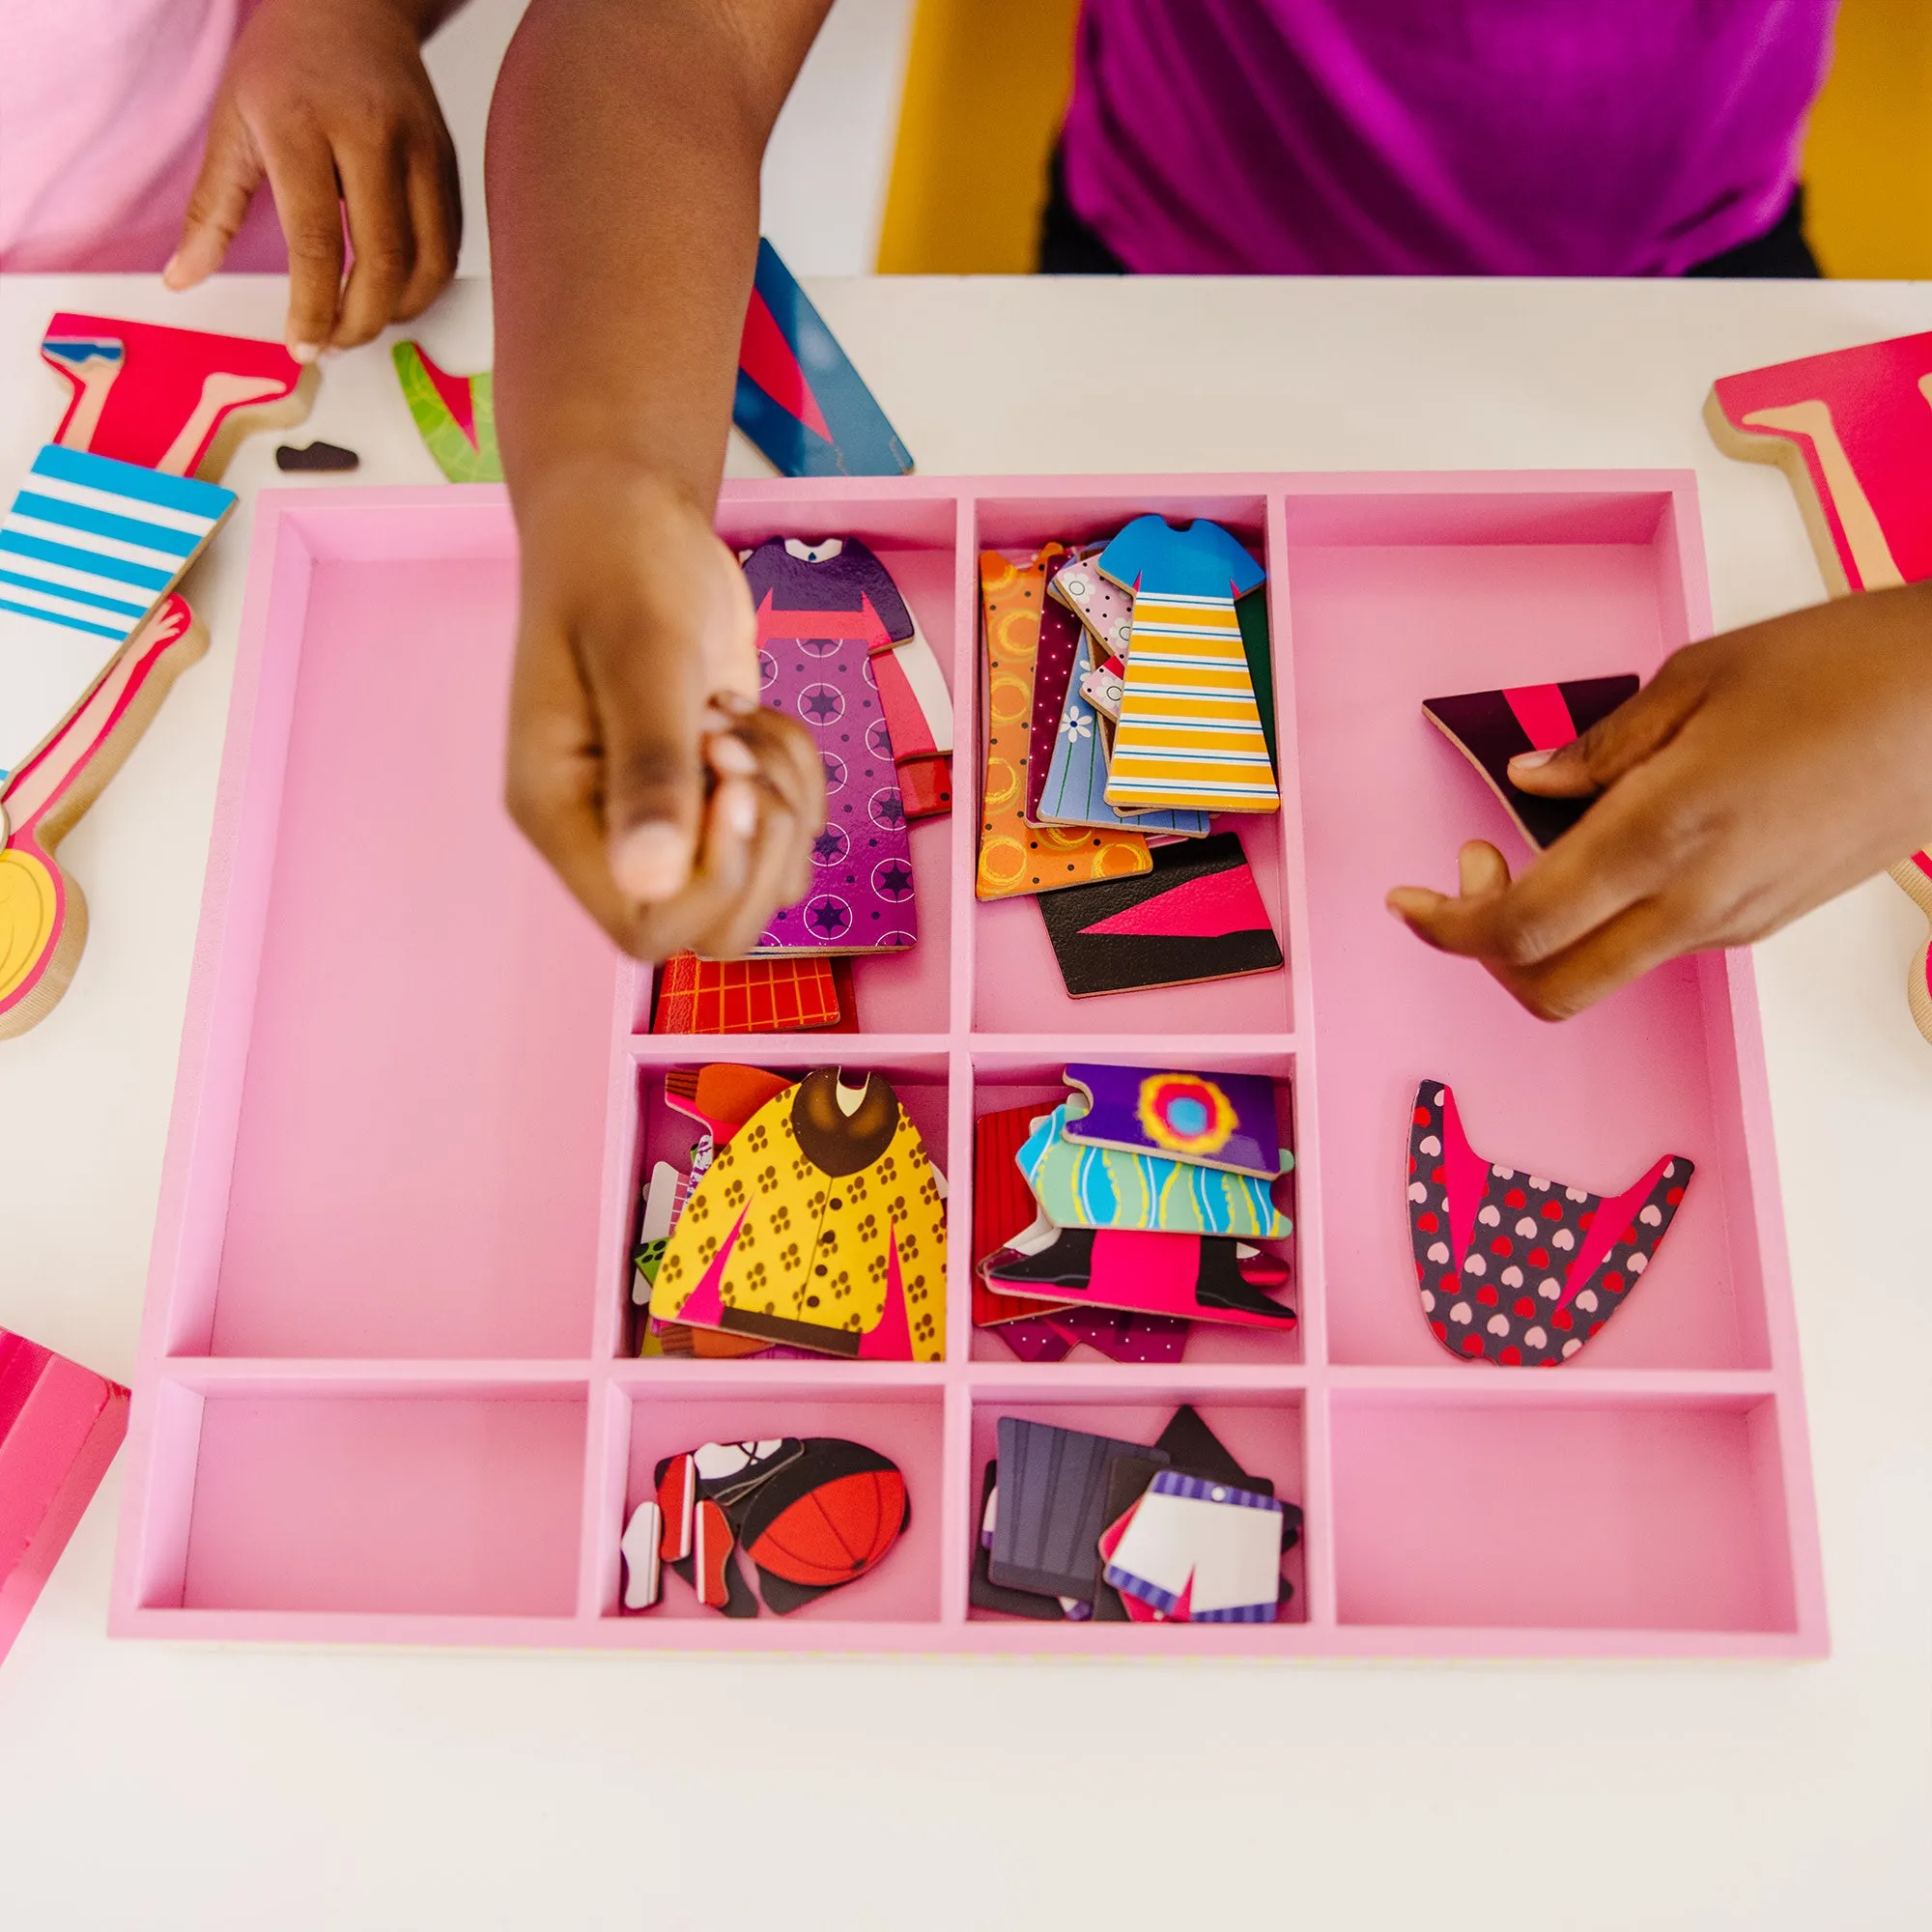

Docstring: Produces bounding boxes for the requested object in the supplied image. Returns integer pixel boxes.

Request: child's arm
[166,0,465,358]
[485,0,831,962]
[1387,583,1932,1017]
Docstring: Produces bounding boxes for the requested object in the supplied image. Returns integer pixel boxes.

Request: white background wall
[422,0,917,278]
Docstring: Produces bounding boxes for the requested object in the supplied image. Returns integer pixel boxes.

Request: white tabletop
[1,272,1927,1930]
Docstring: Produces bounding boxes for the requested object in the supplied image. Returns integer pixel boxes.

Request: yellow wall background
[1803,0,1932,277]
[877,0,1932,278]
[874,0,1079,274]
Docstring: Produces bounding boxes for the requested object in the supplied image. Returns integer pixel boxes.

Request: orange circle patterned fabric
[976,546,1151,901]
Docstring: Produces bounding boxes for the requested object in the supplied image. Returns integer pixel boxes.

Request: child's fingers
[1475,887,1715,1023]
[1387,755,1689,970]
[504,631,657,952]
[332,137,415,348]
[723,706,827,836]
[647,778,758,959]
[581,623,709,908]
[260,122,349,359]
[396,135,463,321]
[166,101,262,290]
[692,789,804,962]
[504,658,756,962]
[1507,643,1713,798]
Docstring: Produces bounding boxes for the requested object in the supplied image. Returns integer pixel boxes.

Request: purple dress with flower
[742,537,918,953]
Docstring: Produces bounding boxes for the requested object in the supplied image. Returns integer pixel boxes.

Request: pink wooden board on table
[0,1331,129,1663]
[41,312,312,481]
[1705,330,1932,1041]
[111,475,1823,1659]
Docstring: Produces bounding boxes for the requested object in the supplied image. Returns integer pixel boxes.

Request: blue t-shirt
[1097,515,1265,603]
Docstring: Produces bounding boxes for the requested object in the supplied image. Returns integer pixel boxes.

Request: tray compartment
[1288,493,1775,1371]
[601,1382,944,1622]
[967,492,1294,1039]
[1329,1384,1798,1634]
[614,1049,952,1359]
[967,1050,1301,1366]
[696,489,965,1037]
[186,543,619,1360]
[965,1388,1308,1625]
[135,1375,588,1616]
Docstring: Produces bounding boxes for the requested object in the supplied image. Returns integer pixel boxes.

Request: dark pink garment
[1061,0,1837,275]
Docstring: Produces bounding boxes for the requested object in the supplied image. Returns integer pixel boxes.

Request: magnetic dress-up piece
[1406,1080,1693,1366]
[742,538,920,953]
[648,1067,947,1360]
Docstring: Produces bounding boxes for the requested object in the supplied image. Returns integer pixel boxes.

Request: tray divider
[153,1358,607,1391]
[1267,489,1328,1380]
[622,1031,952,1065]
[1301,1381,1340,1627]
[577,1367,630,1620]
[952,490,980,1039]
[1324,1365,1781,1402]
[938,1381,974,1623]
[592,964,648,1365]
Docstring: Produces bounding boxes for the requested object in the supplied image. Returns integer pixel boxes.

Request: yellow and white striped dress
[1098,515,1279,815]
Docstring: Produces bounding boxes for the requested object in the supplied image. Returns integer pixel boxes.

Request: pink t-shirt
[0,0,285,271]
[1062,0,1839,275]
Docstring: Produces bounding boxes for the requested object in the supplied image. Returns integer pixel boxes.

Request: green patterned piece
[1017,1098,1291,1238]
[392,340,502,483]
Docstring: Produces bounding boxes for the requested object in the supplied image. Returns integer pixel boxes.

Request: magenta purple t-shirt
[1061,0,1838,275]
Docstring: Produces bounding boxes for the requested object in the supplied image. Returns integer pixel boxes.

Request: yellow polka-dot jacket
[648,1069,947,1360]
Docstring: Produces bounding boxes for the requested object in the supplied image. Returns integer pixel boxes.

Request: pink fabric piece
[738,288,834,442]
[1501,683,1578,753]
[415,345,479,446]
[0,0,286,273]
[856,1228,915,1360]
[1077,864,1272,939]
[0,1329,128,1665]
[1435,1085,1491,1274]
[1557,1155,1673,1311]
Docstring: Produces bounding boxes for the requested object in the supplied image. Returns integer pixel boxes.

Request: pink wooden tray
[110,475,1826,1657]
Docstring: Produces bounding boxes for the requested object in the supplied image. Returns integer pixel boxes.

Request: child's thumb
[1508,649,1713,799]
[591,639,708,906]
[166,103,263,290]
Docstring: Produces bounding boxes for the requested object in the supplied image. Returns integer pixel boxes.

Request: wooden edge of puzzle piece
[0,597,208,1038]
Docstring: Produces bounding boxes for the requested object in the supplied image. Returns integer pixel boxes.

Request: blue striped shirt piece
[0,443,231,780]
[0,444,232,647]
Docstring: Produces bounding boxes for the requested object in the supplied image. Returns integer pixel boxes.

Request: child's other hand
[1387,583,1932,1018]
[164,0,461,359]
[504,464,826,962]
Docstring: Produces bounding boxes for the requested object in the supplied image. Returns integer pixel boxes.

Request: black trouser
[1037,151,1822,277]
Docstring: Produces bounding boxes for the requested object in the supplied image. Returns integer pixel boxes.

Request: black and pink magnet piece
[981,1222,1295,1330]
[1423,675,1638,849]
[1037,833,1283,997]
[1406,1080,1692,1367]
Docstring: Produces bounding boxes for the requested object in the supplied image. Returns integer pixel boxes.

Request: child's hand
[504,463,826,961]
[164,0,462,358]
[1387,582,1932,1018]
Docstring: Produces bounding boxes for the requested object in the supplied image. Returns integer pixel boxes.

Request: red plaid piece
[651,952,841,1035]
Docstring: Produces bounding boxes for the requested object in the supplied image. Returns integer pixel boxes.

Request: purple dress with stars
[742,537,919,953]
